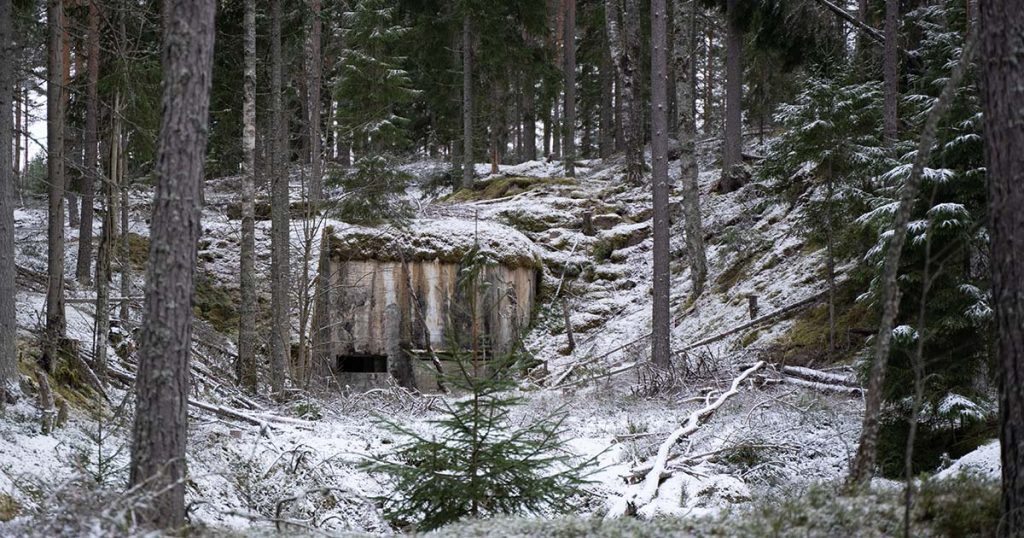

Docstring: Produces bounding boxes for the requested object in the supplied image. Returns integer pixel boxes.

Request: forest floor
[0,146,1001,536]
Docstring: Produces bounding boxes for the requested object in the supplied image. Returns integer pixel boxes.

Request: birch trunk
[673,0,707,297]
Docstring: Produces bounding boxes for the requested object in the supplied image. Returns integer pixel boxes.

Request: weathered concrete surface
[312,219,540,390]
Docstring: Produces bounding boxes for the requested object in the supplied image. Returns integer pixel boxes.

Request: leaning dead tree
[847,27,978,488]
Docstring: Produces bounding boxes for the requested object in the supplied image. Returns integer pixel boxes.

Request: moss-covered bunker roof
[324,218,541,269]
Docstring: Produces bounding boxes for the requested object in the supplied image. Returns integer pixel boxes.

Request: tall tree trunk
[703,24,714,136]
[462,13,474,188]
[720,0,744,192]
[0,0,14,406]
[118,150,129,322]
[238,0,258,394]
[269,0,290,398]
[606,0,643,184]
[673,0,707,297]
[94,93,121,389]
[307,0,322,204]
[650,0,671,369]
[13,81,20,186]
[43,0,66,374]
[552,100,561,158]
[848,27,976,489]
[600,36,615,159]
[882,0,899,142]
[76,0,101,285]
[129,0,215,528]
[563,0,577,177]
[978,4,1024,535]
[523,73,537,161]
[63,29,77,231]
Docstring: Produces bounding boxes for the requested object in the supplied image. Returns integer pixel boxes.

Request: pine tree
[129,0,216,527]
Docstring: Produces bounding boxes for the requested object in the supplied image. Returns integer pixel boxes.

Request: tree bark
[0,0,14,406]
[563,0,577,177]
[650,0,671,369]
[882,0,899,143]
[606,0,644,184]
[720,0,744,192]
[43,0,66,374]
[269,0,290,398]
[94,93,121,388]
[600,35,615,159]
[673,0,707,297]
[848,27,976,489]
[238,0,258,395]
[978,3,1024,534]
[523,73,537,161]
[76,0,101,285]
[129,0,215,528]
[462,13,474,188]
[307,0,322,204]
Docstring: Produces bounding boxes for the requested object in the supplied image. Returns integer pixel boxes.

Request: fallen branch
[108,369,312,430]
[609,361,766,517]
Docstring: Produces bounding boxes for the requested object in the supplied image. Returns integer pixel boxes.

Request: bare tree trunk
[523,73,537,161]
[269,0,290,398]
[978,4,1024,534]
[673,0,707,297]
[882,0,899,143]
[462,13,474,188]
[703,23,714,136]
[238,0,258,394]
[600,36,615,159]
[94,93,121,389]
[76,1,100,285]
[43,0,67,374]
[650,0,671,369]
[563,0,577,177]
[118,152,129,322]
[129,0,215,528]
[606,0,643,184]
[0,0,14,406]
[848,27,976,489]
[307,0,322,204]
[720,0,744,192]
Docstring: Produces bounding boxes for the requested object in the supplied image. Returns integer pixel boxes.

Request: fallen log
[781,375,863,396]
[781,365,857,387]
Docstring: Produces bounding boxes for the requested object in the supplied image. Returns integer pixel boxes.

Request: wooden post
[748,295,759,320]
[582,209,594,236]
[562,299,575,353]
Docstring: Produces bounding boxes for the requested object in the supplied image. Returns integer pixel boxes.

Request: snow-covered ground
[0,153,999,535]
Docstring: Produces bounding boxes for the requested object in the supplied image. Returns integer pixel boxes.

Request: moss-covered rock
[444,176,576,202]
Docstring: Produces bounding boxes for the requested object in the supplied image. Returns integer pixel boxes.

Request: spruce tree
[333,0,417,223]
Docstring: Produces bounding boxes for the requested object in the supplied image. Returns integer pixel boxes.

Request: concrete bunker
[312,218,541,391]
